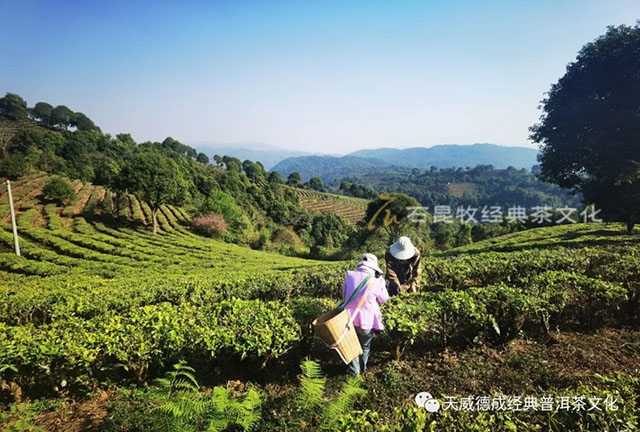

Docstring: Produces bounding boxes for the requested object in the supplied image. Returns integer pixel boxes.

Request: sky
[1,0,638,154]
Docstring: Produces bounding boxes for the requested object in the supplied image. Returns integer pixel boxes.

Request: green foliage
[0,154,30,179]
[290,360,367,430]
[41,177,74,204]
[531,23,640,232]
[287,172,302,186]
[50,105,74,130]
[201,190,249,234]
[0,93,28,120]
[0,401,46,432]
[297,359,327,412]
[306,176,324,191]
[105,362,261,432]
[342,164,579,210]
[3,92,352,251]
[321,375,366,431]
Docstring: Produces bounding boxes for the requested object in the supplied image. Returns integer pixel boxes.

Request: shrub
[192,213,227,238]
[0,154,30,179]
[272,227,304,249]
[201,190,248,231]
[41,177,74,204]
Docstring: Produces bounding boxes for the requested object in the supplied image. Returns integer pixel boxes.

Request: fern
[292,360,367,431]
[296,358,327,412]
[321,375,366,430]
[154,362,261,432]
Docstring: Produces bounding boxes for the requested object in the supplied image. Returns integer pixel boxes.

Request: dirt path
[35,390,110,432]
[1,181,46,223]
[73,185,95,215]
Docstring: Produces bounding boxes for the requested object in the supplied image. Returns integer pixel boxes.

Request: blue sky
[1,0,638,153]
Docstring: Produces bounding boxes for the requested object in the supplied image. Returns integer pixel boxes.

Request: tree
[222,156,242,173]
[0,154,29,179]
[287,172,302,187]
[70,112,97,131]
[0,93,28,120]
[268,171,284,184]
[213,154,224,168]
[42,177,75,204]
[306,176,323,191]
[242,160,265,182]
[530,23,640,233]
[50,105,74,130]
[119,149,184,234]
[196,152,210,164]
[30,102,53,126]
[201,190,249,234]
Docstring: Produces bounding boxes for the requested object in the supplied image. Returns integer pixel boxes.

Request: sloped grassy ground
[1,175,639,431]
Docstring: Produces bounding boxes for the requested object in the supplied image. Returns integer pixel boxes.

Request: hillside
[0,174,335,278]
[292,187,369,225]
[349,165,581,208]
[445,222,639,254]
[2,196,639,430]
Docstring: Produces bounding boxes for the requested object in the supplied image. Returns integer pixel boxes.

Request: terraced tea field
[0,174,340,281]
[1,174,639,431]
[292,188,369,224]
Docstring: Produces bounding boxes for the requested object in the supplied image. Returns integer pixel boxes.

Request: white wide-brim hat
[390,236,416,260]
[357,253,382,274]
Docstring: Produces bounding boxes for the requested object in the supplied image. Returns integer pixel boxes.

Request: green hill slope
[446,222,639,254]
[0,174,343,281]
[292,187,369,225]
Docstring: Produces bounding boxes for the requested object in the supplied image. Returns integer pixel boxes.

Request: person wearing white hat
[341,253,389,375]
[385,236,422,296]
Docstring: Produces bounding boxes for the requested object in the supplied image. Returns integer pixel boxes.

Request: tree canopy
[531,23,640,232]
[119,148,185,234]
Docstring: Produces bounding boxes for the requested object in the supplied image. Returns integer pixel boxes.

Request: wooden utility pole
[6,180,20,256]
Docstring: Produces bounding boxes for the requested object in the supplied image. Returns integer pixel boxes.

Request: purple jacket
[341,266,389,331]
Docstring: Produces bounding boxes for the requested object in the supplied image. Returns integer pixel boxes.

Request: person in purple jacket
[341,253,390,375]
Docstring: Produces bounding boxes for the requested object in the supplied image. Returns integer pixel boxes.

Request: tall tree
[119,149,184,234]
[0,93,28,120]
[531,23,640,233]
[287,172,302,187]
[307,176,323,191]
[70,112,97,131]
[30,102,53,126]
[50,105,74,130]
[213,154,224,168]
[196,152,210,164]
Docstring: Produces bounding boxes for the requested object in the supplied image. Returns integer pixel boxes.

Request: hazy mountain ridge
[271,155,411,182]
[272,143,539,182]
[195,144,315,170]
[348,143,538,169]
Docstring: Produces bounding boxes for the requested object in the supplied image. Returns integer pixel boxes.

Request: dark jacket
[384,248,422,296]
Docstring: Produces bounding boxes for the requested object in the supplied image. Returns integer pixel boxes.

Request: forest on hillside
[0,94,361,258]
[340,164,581,209]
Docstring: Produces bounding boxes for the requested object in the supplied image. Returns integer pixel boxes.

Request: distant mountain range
[347,144,538,169]
[194,142,316,170]
[272,144,539,182]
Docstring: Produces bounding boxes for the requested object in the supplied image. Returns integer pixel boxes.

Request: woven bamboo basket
[313,308,362,364]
